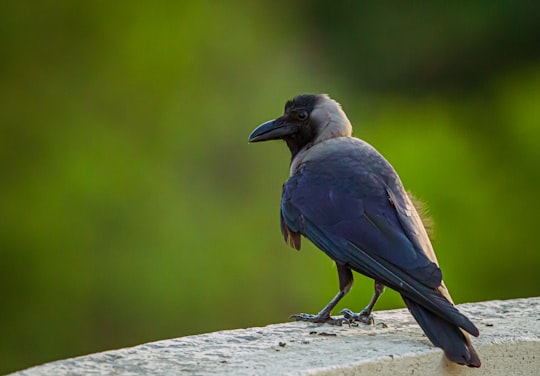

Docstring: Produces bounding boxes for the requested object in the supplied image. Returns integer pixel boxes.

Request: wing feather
[281,163,479,337]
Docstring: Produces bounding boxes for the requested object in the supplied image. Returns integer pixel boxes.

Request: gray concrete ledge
[10,298,539,375]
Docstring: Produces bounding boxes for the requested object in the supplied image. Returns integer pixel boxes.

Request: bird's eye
[297,110,308,120]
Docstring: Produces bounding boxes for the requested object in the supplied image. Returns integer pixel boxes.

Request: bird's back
[291,136,440,271]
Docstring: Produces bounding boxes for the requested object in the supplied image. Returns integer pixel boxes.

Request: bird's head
[248,94,352,158]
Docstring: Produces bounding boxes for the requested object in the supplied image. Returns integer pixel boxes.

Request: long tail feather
[403,296,481,367]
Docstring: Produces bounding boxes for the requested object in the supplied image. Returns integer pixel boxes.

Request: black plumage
[248,94,480,367]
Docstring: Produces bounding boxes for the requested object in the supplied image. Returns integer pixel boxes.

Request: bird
[248,94,481,367]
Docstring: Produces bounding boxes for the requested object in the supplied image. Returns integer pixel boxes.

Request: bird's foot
[290,313,349,326]
[340,308,374,325]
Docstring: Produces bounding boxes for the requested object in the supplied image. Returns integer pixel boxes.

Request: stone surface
[10,298,540,375]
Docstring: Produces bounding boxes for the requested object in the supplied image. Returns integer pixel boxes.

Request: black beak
[248,117,297,143]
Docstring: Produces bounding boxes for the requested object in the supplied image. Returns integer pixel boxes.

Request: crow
[248,94,480,367]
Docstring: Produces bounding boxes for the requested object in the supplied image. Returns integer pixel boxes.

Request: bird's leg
[291,263,353,326]
[341,281,385,325]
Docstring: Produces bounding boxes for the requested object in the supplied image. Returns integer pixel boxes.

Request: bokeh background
[1,1,540,373]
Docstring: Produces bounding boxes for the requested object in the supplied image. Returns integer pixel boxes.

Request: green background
[1,1,539,373]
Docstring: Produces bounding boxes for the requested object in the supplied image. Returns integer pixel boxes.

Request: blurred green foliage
[1,1,539,373]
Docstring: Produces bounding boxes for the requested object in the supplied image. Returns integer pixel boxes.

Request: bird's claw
[340,308,374,325]
[290,313,349,326]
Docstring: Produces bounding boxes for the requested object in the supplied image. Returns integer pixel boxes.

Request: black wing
[281,160,478,336]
